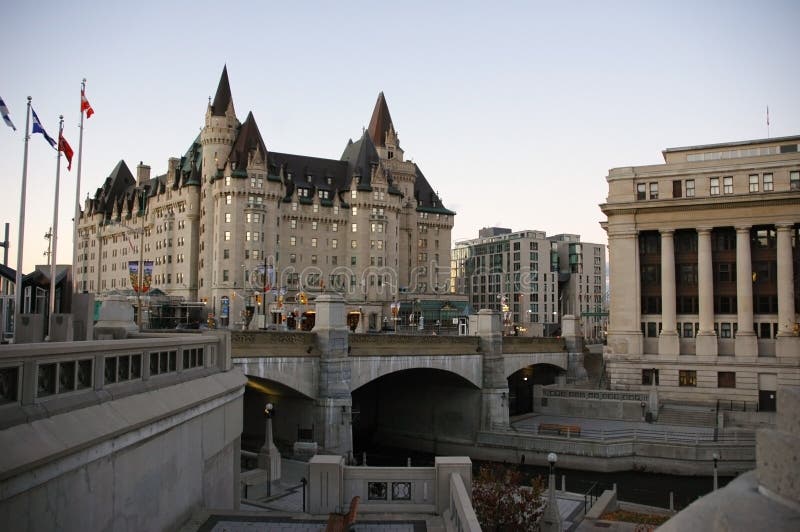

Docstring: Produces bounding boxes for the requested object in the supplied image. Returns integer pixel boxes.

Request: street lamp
[542,452,562,532]
[712,451,719,490]
[259,402,278,496]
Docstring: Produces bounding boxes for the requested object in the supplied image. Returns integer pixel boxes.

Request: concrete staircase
[657,403,716,427]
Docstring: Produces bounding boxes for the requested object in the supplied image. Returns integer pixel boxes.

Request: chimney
[136,161,151,185]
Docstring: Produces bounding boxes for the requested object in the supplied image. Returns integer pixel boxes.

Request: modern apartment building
[601,135,800,407]
[451,228,606,339]
[75,67,456,330]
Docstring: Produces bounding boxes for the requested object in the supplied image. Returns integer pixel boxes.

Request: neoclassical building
[601,135,800,407]
[76,67,456,330]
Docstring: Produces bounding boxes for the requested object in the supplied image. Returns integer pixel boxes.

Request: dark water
[359,445,734,511]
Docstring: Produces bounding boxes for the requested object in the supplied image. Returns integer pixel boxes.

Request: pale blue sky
[2,0,798,272]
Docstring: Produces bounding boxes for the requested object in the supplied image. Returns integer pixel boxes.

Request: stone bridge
[232,294,574,456]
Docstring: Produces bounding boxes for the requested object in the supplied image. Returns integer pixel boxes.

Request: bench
[537,423,581,437]
[326,495,360,532]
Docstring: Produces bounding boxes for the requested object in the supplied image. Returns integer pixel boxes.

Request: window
[351,223,358,233]
[351,240,357,249]
[223,249,230,259]
[225,212,231,223]
[222,270,229,282]
[790,171,800,190]
[672,180,682,198]
[718,372,736,388]
[311,238,317,248]
[749,174,759,192]
[685,179,695,197]
[642,368,660,385]
[225,176,231,186]
[290,236,296,246]
[290,219,297,229]
[723,176,733,194]
[226,194,232,205]
[682,322,694,338]
[649,182,658,200]
[331,239,338,249]
[352,207,358,216]
[679,370,697,387]
[312,221,318,230]
[351,190,357,199]
[710,177,720,196]
[762,173,773,191]
[636,183,646,200]
[332,223,338,232]
[224,231,231,241]
[720,322,732,338]
[290,253,296,263]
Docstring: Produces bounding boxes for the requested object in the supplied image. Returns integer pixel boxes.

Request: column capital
[659,229,675,236]
[735,225,751,234]
[775,222,795,231]
[696,227,713,235]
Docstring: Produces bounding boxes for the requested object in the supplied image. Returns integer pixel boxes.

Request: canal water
[359,445,734,511]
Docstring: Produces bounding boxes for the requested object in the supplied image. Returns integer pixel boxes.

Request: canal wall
[375,427,755,476]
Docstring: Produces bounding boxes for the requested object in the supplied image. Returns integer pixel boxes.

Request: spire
[211,65,233,116]
[367,91,394,147]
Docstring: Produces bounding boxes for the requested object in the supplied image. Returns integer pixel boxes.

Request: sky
[1,0,799,274]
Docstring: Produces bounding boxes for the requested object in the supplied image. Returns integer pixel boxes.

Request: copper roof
[211,65,233,116]
[367,92,393,147]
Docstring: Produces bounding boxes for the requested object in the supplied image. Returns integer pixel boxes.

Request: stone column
[478,309,509,430]
[659,230,679,357]
[776,224,799,357]
[735,226,757,357]
[606,230,643,357]
[313,293,353,457]
[696,228,718,356]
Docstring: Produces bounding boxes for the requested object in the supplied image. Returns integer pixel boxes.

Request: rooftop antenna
[766,105,770,138]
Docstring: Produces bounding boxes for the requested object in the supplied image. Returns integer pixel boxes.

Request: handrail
[494,423,755,444]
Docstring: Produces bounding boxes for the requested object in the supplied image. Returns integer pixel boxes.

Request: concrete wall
[0,332,245,532]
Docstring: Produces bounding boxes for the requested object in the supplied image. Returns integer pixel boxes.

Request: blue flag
[31,107,56,149]
[0,97,15,130]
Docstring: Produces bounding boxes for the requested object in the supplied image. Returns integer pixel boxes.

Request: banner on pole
[129,261,154,293]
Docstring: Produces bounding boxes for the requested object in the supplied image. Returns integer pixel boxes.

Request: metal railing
[497,423,755,444]
[716,398,760,412]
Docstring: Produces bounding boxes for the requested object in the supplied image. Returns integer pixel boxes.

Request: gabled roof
[211,65,233,116]
[414,165,455,215]
[268,151,349,202]
[341,131,380,190]
[367,92,394,148]
[229,112,268,176]
[0,263,15,282]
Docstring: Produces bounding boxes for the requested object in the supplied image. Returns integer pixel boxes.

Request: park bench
[326,495,360,532]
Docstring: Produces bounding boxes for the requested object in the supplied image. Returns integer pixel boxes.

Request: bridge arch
[348,354,483,391]
[502,352,568,379]
[237,357,318,399]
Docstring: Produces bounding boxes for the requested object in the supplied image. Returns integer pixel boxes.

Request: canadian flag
[81,89,94,118]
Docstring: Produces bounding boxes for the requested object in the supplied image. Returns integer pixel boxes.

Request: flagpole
[73,79,86,293]
[13,98,32,343]
[48,115,64,340]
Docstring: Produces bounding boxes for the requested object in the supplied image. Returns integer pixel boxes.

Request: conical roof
[367,92,394,147]
[229,112,268,175]
[211,65,233,116]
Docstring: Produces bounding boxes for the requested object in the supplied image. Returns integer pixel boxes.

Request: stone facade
[451,228,606,339]
[601,135,800,405]
[75,68,455,331]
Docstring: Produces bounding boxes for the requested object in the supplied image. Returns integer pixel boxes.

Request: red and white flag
[59,133,74,170]
[81,89,94,118]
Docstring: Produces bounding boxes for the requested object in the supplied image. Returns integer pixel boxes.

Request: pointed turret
[341,131,380,191]
[210,65,234,117]
[228,112,269,177]
[367,92,394,148]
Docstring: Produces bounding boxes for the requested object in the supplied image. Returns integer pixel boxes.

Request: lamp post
[111,205,147,332]
[259,401,281,496]
[542,452,562,532]
[712,452,719,491]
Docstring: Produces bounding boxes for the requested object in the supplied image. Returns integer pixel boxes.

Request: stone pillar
[696,228,718,356]
[658,230,679,357]
[477,309,509,430]
[314,293,353,457]
[775,224,799,357]
[434,457,472,516]
[308,455,345,514]
[606,230,643,356]
[258,408,281,483]
[735,226,757,357]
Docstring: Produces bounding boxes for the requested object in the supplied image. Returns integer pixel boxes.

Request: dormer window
[388,151,394,159]
[326,176,333,185]
[306,174,312,183]
[287,172,293,181]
